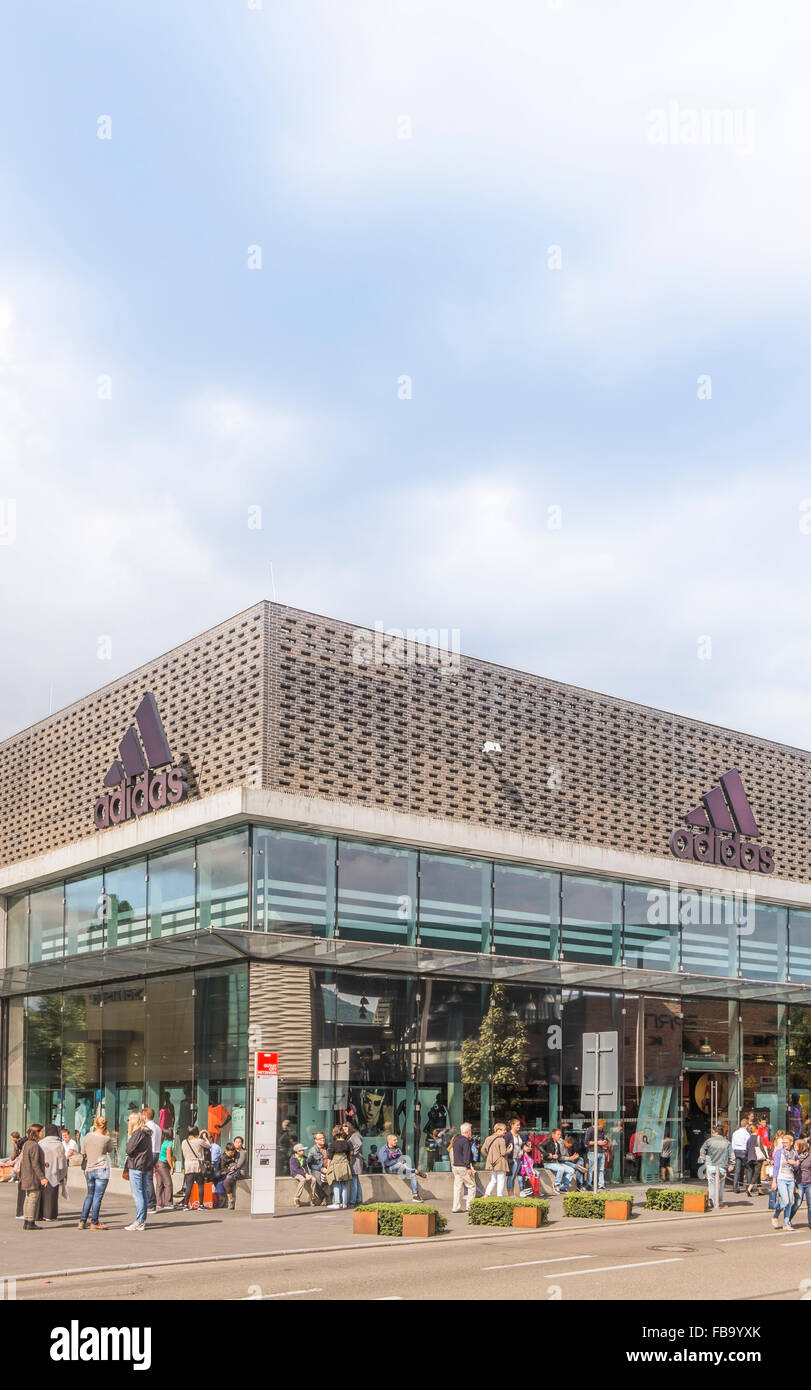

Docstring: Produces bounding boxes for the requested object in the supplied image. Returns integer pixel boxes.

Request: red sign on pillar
[256,1052,278,1076]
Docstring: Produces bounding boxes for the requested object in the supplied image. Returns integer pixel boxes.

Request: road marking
[482,1255,594,1271]
[545,1258,683,1279]
[717,1232,789,1242]
[781,1239,811,1246]
[241,1287,321,1300]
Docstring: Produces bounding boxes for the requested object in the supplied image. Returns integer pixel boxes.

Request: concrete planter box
[353,1210,379,1235]
[604,1199,631,1221]
[683,1192,708,1213]
[402,1211,436,1238]
[512,1204,544,1229]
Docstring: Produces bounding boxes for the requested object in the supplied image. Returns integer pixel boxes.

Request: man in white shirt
[141,1106,162,1214]
[731,1117,751,1193]
[61,1127,78,1161]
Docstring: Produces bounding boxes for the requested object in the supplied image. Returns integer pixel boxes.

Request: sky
[3,1,811,746]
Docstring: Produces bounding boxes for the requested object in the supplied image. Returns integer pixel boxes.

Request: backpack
[331,1150,352,1184]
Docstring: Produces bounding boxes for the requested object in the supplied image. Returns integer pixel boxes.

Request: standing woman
[326,1125,353,1209]
[124,1112,152,1231]
[79,1116,114,1229]
[343,1121,364,1207]
[154,1128,175,1211]
[19,1125,48,1230]
[40,1124,68,1222]
[180,1126,209,1210]
[772,1132,799,1232]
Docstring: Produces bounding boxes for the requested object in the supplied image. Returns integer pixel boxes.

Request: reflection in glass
[623,883,679,970]
[418,853,491,953]
[197,830,249,930]
[493,865,559,958]
[29,885,65,963]
[7,893,28,966]
[65,873,104,956]
[337,840,416,944]
[561,876,622,964]
[790,911,811,982]
[679,891,737,976]
[149,845,195,939]
[254,828,334,936]
[740,903,787,982]
[105,860,147,949]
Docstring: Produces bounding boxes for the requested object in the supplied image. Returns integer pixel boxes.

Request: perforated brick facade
[3,600,811,883]
[0,604,266,869]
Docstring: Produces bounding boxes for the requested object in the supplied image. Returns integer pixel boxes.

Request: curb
[6,1202,769,1284]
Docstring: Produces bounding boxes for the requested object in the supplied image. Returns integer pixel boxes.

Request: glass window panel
[99,980,146,1167]
[7,893,28,966]
[337,840,416,945]
[253,828,334,936]
[194,965,249,1159]
[418,853,491,953]
[29,885,65,963]
[145,973,195,1164]
[493,864,559,958]
[197,830,250,930]
[741,1003,779,1117]
[788,1005,811,1124]
[61,989,103,1144]
[24,993,63,1129]
[679,891,737,976]
[623,883,679,971]
[104,860,148,949]
[789,911,811,982]
[148,845,195,939]
[65,872,105,956]
[740,902,787,982]
[682,998,732,1062]
[561,875,622,964]
[561,990,621,1142]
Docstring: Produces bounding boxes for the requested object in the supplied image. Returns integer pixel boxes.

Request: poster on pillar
[251,1052,278,1216]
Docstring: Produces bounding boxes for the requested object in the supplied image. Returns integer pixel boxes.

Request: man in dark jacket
[222,1136,248,1210]
[541,1129,576,1192]
[20,1126,47,1230]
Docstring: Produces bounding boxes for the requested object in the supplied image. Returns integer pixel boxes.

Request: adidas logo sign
[93,692,187,830]
[669,768,774,874]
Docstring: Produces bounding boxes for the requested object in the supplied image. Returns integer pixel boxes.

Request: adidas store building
[2,600,811,1195]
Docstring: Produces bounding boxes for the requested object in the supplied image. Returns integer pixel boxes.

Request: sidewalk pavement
[0,1181,768,1283]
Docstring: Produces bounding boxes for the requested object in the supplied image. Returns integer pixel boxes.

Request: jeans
[183,1172,206,1207]
[387,1159,419,1196]
[732,1154,748,1191]
[506,1157,523,1193]
[129,1169,148,1225]
[333,1180,349,1206]
[705,1165,726,1207]
[792,1182,811,1226]
[546,1161,575,1191]
[348,1173,362,1205]
[81,1170,109,1225]
[587,1152,606,1189]
[484,1171,507,1197]
[144,1152,157,1209]
[777,1177,795,1224]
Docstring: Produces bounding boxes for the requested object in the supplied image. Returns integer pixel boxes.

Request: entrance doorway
[682,1071,736,1178]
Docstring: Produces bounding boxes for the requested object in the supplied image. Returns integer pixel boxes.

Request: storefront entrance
[682,1069,737,1177]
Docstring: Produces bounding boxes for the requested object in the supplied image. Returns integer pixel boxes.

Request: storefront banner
[632,1085,673,1154]
[251,1051,278,1216]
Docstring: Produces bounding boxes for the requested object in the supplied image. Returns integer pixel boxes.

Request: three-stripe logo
[93,692,188,830]
[670,768,774,874]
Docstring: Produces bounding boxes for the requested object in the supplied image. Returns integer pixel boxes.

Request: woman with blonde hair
[123,1111,152,1231]
[78,1115,114,1230]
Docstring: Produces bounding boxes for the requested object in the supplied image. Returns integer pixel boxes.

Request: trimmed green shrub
[354,1202,446,1236]
[645,1188,707,1212]
[468,1197,550,1227]
[562,1191,634,1220]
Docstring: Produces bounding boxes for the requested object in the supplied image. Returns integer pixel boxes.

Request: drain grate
[648,1244,696,1253]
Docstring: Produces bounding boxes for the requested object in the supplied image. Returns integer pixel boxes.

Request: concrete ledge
[65,1167,558,1205]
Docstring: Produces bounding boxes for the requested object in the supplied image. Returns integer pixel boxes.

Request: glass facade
[4,820,811,1185]
[5,963,247,1169]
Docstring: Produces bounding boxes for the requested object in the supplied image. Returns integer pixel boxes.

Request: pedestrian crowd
[6,1108,249,1232]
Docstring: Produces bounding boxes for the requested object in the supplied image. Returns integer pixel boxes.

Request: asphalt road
[16,1205,811,1301]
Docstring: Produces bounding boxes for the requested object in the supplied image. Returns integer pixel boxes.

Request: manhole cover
[649,1244,696,1253]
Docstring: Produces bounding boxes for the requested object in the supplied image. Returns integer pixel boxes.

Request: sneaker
[77,1220,87,1229]
[327,1202,342,1209]
[772,1218,781,1229]
[124,1222,145,1231]
[90,1223,106,1230]
[15,1214,24,1220]
[785,1224,795,1232]
[451,1208,463,1214]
